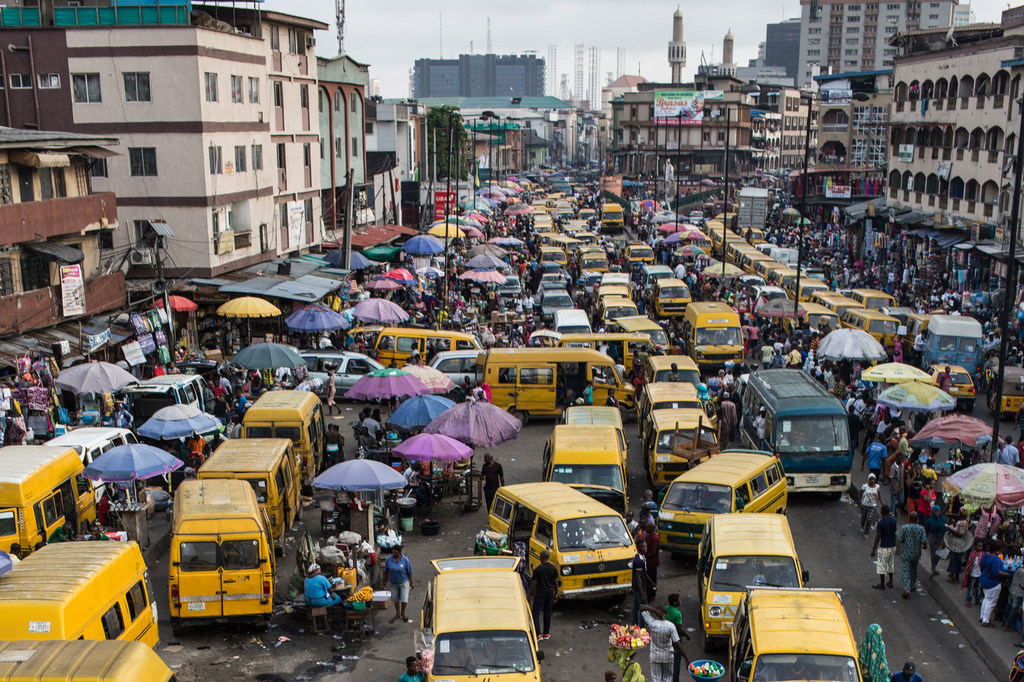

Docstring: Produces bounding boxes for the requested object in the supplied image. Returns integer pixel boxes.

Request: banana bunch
[347,586,373,603]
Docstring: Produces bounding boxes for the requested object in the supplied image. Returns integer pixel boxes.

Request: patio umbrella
[83,443,183,482]
[701,259,744,278]
[489,236,525,247]
[467,212,489,223]
[285,304,350,332]
[345,368,430,401]
[459,269,506,284]
[910,414,993,448]
[638,199,658,213]
[423,400,522,448]
[676,244,706,257]
[158,295,198,312]
[942,463,1024,508]
[465,254,507,270]
[231,342,305,370]
[217,296,281,318]
[861,362,931,384]
[382,268,415,282]
[393,433,473,462]
[54,361,138,395]
[138,404,221,440]
[876,381,955,413]
[815,328,888,362]
[389,394,456,430]
[324,250,373,269]
[505,204,534,216]
[756,298,805,319]
[351,298,410,324]
[468,244,507,259]
[416,266,443,278]
[427,223,464,239]
[0,551,11,577]
[657,222,689,234]
[364,277,404,292]
[462,225,485,239]
[402,235,445,255]
[782,207,801,218]
[402,364,455,394]
[313,458,406,492]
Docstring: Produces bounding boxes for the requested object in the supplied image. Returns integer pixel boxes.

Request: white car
[299,351,383,395]
[429,350,480,390]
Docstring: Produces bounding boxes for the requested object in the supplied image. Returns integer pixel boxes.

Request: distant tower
[722,29,736,76]
[335,0,345,55]
[616,47,625,79]
[574,44,585,104]
[668,7,686,84]
[486,16,492,53]
[547,44,558,96]
[559,73,569,102]
[588,46,601,108]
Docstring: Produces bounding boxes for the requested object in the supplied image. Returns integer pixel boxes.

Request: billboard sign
[653,90,724,123]
[825,185,852,199]
[433,190,456,220]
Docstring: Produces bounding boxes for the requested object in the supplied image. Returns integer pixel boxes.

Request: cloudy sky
[266,0,1013,97]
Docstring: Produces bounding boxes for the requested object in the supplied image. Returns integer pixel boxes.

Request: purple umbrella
[345,368,430,401]
[392,433,473,462]
[350,297,410,324]
[83,443,183,482]
[423,400,522,448]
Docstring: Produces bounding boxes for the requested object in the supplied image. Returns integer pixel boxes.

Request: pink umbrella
[423,400,522,448]
[657,222,688,234]
[505,204,534,216]
[364,277,403,291]
[402,364,455,394]
[459,269,506,283]
[392,433,473,462]
[345,368,429,401]
[350,297,410,324]
[461,225,485,239]
[382,268,415,281]
[910,414,993,448]
[467,212,489,223]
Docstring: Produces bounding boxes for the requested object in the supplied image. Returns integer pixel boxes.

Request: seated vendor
[304,563,343,608]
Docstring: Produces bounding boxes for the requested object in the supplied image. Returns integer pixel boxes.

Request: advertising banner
[825,185,852,199]
[653,90,723,123]
[288,201,304,248]
[433,190,456,220]
[897,144,915,163]
[59,264,85,317]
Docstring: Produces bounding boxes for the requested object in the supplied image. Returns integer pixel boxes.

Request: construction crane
[335,0,345,55]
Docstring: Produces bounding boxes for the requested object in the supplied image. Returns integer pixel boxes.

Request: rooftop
[405,95,573,110]
[0,127,118,151]
[606,74,649,89]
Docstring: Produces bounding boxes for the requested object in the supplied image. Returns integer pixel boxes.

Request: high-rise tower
[667,7,686,84]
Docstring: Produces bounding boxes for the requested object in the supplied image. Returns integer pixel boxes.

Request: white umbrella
[55,361,138,395]
[816,328,888,362]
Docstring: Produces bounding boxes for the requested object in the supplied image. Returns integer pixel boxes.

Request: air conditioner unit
[305,35,315,48]
[129,249,153,266]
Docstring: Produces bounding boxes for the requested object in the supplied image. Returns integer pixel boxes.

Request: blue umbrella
[324,250,374,269]
[389,394,455,431]
[402,235,445,255]
[0,551,12,577]
[138,404,221,440]
[313,458,406,491]
[83,443,183,482]
[285,304,350,332]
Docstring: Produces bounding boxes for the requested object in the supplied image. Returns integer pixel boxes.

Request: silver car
[429,350,481,390]
[299,350,383,396]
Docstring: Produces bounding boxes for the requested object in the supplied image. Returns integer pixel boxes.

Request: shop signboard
[288,201,304,248]
[84,328,110,354]
[897,144,914,163]
[653,90,723,123]
[59,264,85,317]
[433,190,456,220]
[825,185,852,199]
[600,174,623,195]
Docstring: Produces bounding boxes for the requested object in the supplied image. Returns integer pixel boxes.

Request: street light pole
[675,113,682,226]
[443,120,454,328]
[793,93,814,323]
[720,105,731,296]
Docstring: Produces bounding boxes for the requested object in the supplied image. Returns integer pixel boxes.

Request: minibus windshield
[433,631,536,674]
[556,515,632,550]
[752,654,859,682]
[709,556,799,590]
[776,415,850,453]
[656,427,717,453]
[551,465,624,491]
[660,286,690,299]
[662,482,731,514]
[179,539,260,571]
[696,327,741,346]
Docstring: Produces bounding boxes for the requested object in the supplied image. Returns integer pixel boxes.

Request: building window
[211,208,220,236]
[9,74,30,89]
[274,82,283,107]
[304,197,312,222]
[89,158,108,178]
[129,147,157,176]
[335,138,343,158]
[123,72,151,102]
[270,25,280,51]
[288,28,298,54]
[248,77,260,104]
[234,145,246,173]
[231,75,242,104]
[37,73,60,89]
[846,26,860,33]
[39,168,66,200]
[205,72,218,102]
[351,137,359,157]
[20,250,50,292]
[300,83,308,109]
[276,143,286,170]
[252,144,263,171]
[350,92,358,113]
[98,232,114,251]
[208,145,222,175]
[303,143,311,168]
[72,73,101,103]
[885,25,897,33]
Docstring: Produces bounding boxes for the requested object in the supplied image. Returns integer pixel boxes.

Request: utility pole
[793,93,813,323]
[443,121,454,326]
[720,105,731,296]
[153,236,173,347]
[343,168,354,268]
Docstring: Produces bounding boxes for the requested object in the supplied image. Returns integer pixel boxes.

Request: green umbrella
[231,342,305,369]
[362,245,402,261]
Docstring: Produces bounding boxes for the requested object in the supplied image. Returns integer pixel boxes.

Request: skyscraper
[765,18,801,80]
[413,53,545,98]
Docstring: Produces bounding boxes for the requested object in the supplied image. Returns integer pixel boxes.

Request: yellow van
[0,640,173,682]
[579,248,609,273]
[542,425,628,514]
[198,438,299,555]
[639,382,713,428]
[540,246,567,266]
[906,312,932,339]
[601,203,625,231]
[850,288,897,310]
[658,450,787,555]
[477,348,636,424]
[625,242,654,266]
[645,355,702,388]
[841,308,899,351]
[562,405,627,453]
[729,589,861,682]
[766,266,798,293]
[0,445,96,555]
[168,479,275,635]
[558,332,651,373]
[596,284,632,306]
[813,292,865,321]
[641,408,719,489]
[681,302,743,371]
[611,315,670,347]
[599,296,639,326]
[0,542,157,647]
[796,280,830,303]
[784,301,839,334]
[242,390,324,487]
[651,277,692,317]
[489,482,635,599]
[420,556,543,681]
[373,327,481,367]
[697,514,806,649]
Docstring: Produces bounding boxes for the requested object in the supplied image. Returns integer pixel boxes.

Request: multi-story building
[0,127,125,337]
[318,54,369,235]
[752,86,820,172]
[413,54,545,98]
[797,0,959,90]
[0,2,328,278]
[750,109,782,173]
[366,99,422,184]
[766,19,803,80]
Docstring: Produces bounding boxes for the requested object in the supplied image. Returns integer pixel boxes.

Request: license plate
[805,475,820,485]
[187,602,206,612]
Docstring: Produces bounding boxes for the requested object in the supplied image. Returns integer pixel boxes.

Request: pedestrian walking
[857,623,890,682]
[896,511,927,598]
[481,453,505,513]
[397,656,426,682]
[923,506,947,577]
[382,545,414,623]
[638,605,687,682]
[871,505,897,590]
[664,593,692,682]
[631,539,656,626]
[980,540,1010,627]
[644,521,661,586]
[1003,560,1024,631]
[860,474,881,535]
[528,549,560,641]
[962,538,986,606]
[325,369,338,415]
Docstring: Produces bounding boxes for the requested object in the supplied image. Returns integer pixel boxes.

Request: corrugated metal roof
[219,277,279,295]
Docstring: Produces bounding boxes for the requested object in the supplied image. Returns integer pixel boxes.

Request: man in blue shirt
[980,541,1010,626]
[889,660,923,682]
[863,440,887,480]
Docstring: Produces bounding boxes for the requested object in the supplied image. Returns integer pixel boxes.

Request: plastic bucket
[397,497,417,518]
[400,515,414,532]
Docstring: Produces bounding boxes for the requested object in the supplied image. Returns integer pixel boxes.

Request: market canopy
[54,361,138,395]
[217,296,281,318]
[360,246,402,261]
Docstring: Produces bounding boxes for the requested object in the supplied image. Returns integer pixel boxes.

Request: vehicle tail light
[263,580,272,598]
[170,584,179,602]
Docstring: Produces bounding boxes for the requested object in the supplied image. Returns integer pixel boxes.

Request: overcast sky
[265,0,1014,98]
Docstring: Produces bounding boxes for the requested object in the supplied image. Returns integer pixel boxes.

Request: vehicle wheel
[171,618,185,637]
[275,538,284,557]
[701,625,711,652]
[967,400,976,413]
[830,491,842,500]
[509,409,529,426]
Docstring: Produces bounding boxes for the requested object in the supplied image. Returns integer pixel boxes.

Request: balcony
[820,124,849,134]
[0,272,125,337]
[0,192,117,245]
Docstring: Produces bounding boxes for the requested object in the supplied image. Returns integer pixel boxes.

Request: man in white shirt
[673,262,687,280]
[638,605,687,682]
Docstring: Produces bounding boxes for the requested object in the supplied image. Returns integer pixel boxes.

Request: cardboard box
[372,590,392,610]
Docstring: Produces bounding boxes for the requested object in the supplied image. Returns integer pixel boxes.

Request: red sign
[433,191,456,220]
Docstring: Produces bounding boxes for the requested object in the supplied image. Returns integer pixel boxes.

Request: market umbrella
[402,235,445,255]
[861,362,932,384]
[423,400,522,448]
[324,250,373,269]
[159,295,198,312]
[815,328,888,362]
[364,277,404,292]
[416,266,443,278]
[285,304,350,332]
[876,381,955,413]
[489,236,525,247]
[638,199,658,213]
[657,222,689,234]
[700,178,717,187]
[468,244,507,259]
[652,212,681,224]
[467,212,490,223]
[345,368,430,401]
[782,207,801,218]
[138,404,221,440]
[942,463,1024,508]
[393,432,473,462]
[313,458,406,492]
[402,364,455,394]
[83,443,184,482]
[427,223,464,239]
[909,414,993,448]
[351,298,410,324]
[388,394,456,430]
[0,551,11,577]
[217,296,281,318]
[676,244,706,257]
[459,269,506,284]
[462,225,485,239]
[54,361,138,395]
[231,342,305,370]
[505,204,534,216]
[465,254,508,270]
[382,268,415,282]
[700,259,743,278]
[755,298,805,319]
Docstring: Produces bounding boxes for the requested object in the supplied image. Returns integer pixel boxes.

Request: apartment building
[797,0,958,89]
[0,3,328,278]
[318,54,369,235]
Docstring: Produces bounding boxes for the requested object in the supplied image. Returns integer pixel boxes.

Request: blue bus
[739,370,852,495]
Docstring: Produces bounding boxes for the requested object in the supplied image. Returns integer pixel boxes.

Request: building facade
[413,54,545,98]
[766,19,803,80]
[318,54,369,235]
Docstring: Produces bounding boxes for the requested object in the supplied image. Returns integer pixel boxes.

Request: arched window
[936,78,948,99]
[965,179,980,201]
[902,170,913,190]
[913,172,926,193]
[975,73,990,97]
[950,177,965,199]
[954,127,969,148]
[926,174,939,194]
[922,80,934,100]
[949,76,959,99]
[916,129,928,146]
[943,127,954,148]
[982,180,999,204]
[969,128,984,149]
[960,75,975,98]
[334,91,342,112]
[987,127,1004,151]
[929,128,943,148]
[895,82,909,102]
[889,169,901,187]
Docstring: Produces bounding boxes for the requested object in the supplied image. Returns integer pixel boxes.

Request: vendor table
[109,503,150,549]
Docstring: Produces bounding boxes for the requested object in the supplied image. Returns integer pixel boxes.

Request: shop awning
[69,146,120,159]
[908,228,931,237]
[25,242,84,264]
[893,210,932,225]
[10,151,70,168]
[844,198,886,221]
[935,232,967,248]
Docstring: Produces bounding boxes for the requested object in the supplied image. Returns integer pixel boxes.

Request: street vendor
[304,563,344,608]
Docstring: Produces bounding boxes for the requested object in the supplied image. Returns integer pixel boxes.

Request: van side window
[179,541,219,570]
[41,493,63,527]
[126,580,148,621]
[736,484,751,507]
[274,466,286,496]
[749,473,769,498]
[378,335,395,350]
[396,336,419,353]
[492,496,512,522]
[101,603,125,639]
[497,367,517,384]
[75,474,90,496]
[0,510,15,537]
[182,383,198,405]
[535,519,553,547]
[520,368,553,385]
[455,340,475,350]
[765,463,781,487]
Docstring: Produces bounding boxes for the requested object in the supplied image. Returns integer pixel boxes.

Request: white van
[553,309,592,335]
[46,427,138,496]
[768,247,799,266]
[119,375,208,425]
